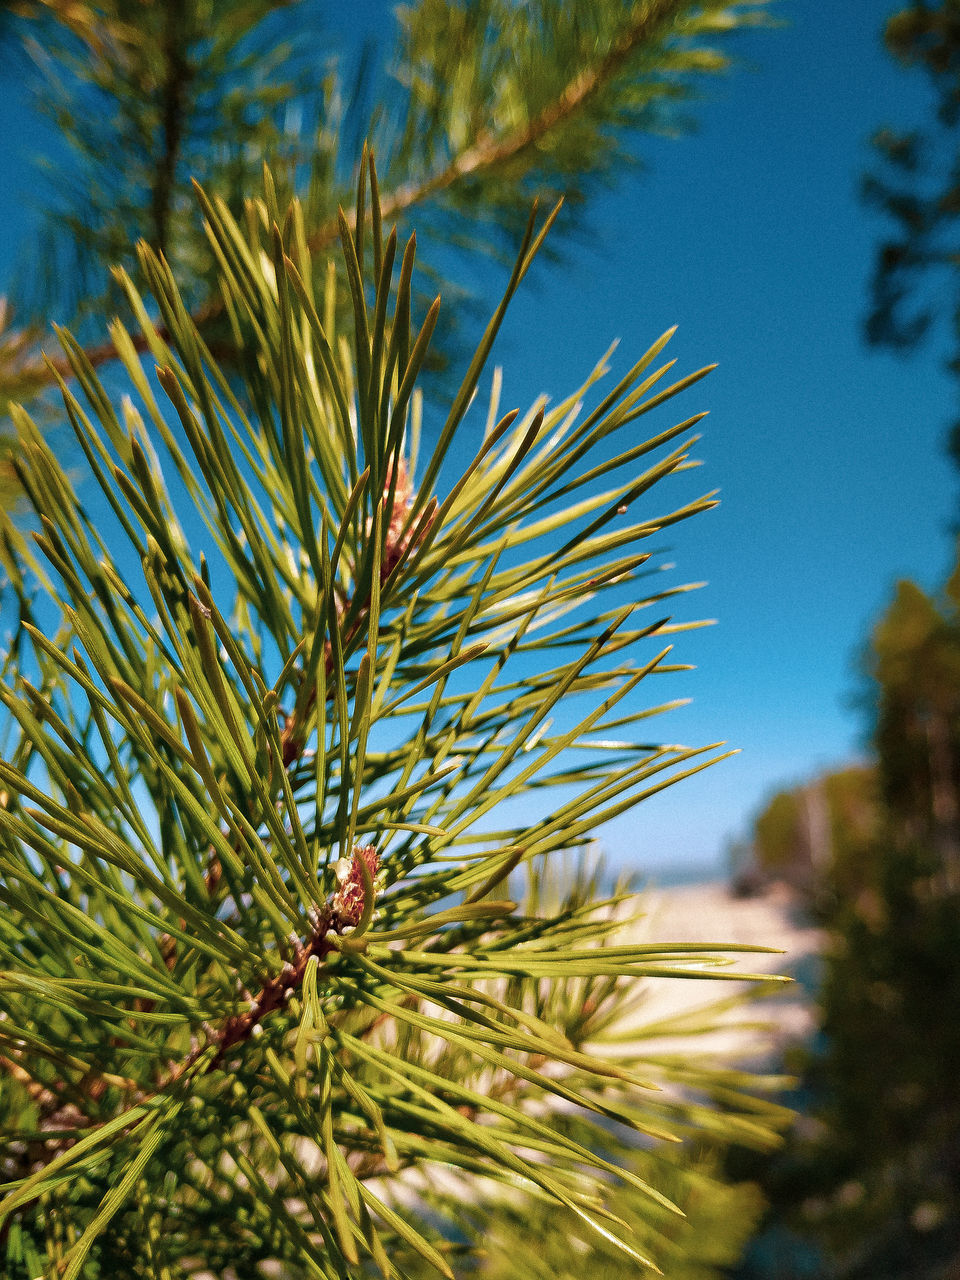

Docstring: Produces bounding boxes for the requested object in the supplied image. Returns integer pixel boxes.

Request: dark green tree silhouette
[863,1,960,464]
[736,559,960,1280]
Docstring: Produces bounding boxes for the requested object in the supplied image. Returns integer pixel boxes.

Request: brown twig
[152,0,194,261]
[181,845,379,1079]
[326,0,680,248]
[0,844,380,1231]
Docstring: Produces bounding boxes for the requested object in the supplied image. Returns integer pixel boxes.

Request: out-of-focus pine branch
[0,0,772,414]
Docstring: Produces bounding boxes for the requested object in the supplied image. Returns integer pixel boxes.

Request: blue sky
[484,0,960,874]
[1,1,956,878]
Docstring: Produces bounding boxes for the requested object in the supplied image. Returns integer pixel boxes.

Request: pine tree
[863,1,960,465]
[733,558,960,1280]
[869,574,960,877]
[0,4,788,1276]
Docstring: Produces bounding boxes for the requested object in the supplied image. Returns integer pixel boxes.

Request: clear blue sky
[1,2,955,878]
[485,0,959,875]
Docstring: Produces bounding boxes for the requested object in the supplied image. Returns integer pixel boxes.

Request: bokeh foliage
[0,0,773,419]
[864,0,960,466]
[735,556,960,1280]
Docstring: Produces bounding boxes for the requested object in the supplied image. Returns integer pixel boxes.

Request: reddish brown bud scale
[331,844,380,927]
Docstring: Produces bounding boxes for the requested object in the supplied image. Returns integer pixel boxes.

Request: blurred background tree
[731,552,960,1278]
[725,20,960,1264]
[743,765,880,903]
[863,0,960,472]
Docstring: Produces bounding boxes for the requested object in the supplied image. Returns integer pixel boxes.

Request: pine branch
[0,162,789,1278]
[325,0,696,246]
[1,0,770,404]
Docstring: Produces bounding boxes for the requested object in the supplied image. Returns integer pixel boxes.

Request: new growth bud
[330,844,380,929]
[379,457,436,580]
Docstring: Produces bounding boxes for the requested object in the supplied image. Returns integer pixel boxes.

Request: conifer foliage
[0,156,787,1276]
[0,0,773,412]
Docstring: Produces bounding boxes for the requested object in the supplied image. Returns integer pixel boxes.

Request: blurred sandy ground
[612,880,825,1062]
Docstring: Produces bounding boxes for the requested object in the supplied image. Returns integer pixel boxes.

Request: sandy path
[611,880,824,1061]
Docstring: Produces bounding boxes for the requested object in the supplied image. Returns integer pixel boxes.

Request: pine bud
[330,844,380,928]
